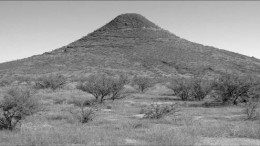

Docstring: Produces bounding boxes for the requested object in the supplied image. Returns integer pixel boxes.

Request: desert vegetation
[1,12,260,145]
[34,74,67,90]
[141,103,180,119]
[76,74,127,103]
[132,76,153,93]
[0,87,39,130]
[0,78,12,87]
[0,72,260,145]
[211,73,255,104]
[167,75,212,101]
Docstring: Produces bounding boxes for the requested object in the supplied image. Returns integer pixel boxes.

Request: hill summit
[0,13,260,78]
[97,13,160,31]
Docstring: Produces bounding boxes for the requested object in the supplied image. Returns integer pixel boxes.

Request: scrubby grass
[34,74,67,90]
[145,125,198,146]
[0,124,130,145]
[141,103,180,119]
[1,83,260,145]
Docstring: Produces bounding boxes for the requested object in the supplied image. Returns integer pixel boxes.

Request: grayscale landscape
[1,3,260,146]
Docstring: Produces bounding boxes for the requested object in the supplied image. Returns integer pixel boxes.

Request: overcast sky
[0,1,260,63]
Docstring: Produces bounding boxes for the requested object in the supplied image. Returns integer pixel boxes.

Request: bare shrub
[110,75,127,101]
[190,76,212,101]
[34,74,66,90]
[167,78,192,101]
[132,76,153,93]
[142,103,180,119]
[76,74,127,103]
[67,95,96,123]
[168,75,212,101]
[76,74,112,103]
[212,73,258,104]
[0,87,39,130]
[69,106,95,123]
[243,84,260,119]
[244,98,259,120]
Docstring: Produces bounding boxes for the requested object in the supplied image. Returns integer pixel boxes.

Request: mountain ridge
[0,13,260,78]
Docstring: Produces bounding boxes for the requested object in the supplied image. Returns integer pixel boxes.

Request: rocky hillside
[1,13,260,78]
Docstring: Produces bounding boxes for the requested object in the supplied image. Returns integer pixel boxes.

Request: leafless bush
[110,75,127,101]
[76,74,127,103]
[76,74,113,103]
[167,78,193,101]
[212,73,258,104]
[244,85,260,120]
[0,87,39,130]
[132,76,153,93]
[142,103,180,119]
[34,74,66,90]
[69,106,95,123]
[244,99,259,120]
[190,76,213,101]
[168,75,212,101]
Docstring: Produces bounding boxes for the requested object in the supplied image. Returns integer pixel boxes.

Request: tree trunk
[100,96,105,103]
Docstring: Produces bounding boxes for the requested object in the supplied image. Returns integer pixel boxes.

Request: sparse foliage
[212,73,259,104]
[244,99,259,120]
[244,85,260,120]
[118,74,129,85]
[142,103,180,119]
[76,107,95,123]
[77,74,124,103]
[168,75,213,101]
[34,74,66,90]
[132,76,153,93]
[247,84,260,101]
[167,78,193,101]
[0,87,39,130]
[14,75,34,85]
[69,103,95,124]
[189,76,212,101]
[110,75,127,101]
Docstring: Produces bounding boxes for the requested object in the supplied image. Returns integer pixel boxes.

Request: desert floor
[1,84,260,146]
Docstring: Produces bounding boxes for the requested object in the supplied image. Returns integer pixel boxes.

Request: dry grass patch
[0,121,146,146]
[144,124,199,145]
[231,122,260,139]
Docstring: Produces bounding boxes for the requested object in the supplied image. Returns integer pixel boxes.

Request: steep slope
[0,13,260,78]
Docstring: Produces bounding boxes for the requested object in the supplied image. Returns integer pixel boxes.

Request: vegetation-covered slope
[0,13,260,77]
